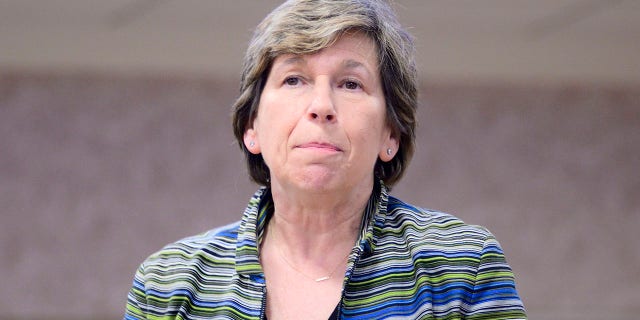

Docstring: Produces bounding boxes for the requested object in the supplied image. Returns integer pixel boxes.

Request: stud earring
[386,148,392,156]
[249,141,255,147]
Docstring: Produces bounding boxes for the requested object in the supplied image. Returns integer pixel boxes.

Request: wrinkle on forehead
[271,34,379,79]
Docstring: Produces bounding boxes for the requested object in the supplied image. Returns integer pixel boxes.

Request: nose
[307,81,336,123]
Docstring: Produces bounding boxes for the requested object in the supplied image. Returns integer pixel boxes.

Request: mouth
[295,142,343,152]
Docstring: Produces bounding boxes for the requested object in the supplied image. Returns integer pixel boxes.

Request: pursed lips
[295,142,343,152]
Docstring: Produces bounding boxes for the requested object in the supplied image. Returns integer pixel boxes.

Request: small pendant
[315,276,331,282]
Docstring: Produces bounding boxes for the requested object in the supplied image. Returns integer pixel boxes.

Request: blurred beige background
[1,1,639,319]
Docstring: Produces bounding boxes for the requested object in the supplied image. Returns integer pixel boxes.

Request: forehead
[272,32,380,71]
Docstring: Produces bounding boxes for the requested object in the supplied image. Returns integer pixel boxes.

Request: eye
[284,76,301,86]
[342,80,362,90]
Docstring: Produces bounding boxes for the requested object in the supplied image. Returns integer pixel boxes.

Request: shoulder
[126,221,268,318]
[385,196,495,244]
[139,221,241,273]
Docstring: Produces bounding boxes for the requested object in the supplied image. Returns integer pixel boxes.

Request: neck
[264,179,374,262]
[267,204,363,259]
[264,213,359,282]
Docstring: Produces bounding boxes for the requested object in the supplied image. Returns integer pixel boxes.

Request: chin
[294,170,343,192]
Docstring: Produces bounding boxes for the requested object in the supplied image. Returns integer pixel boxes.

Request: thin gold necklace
[271,224,351,282]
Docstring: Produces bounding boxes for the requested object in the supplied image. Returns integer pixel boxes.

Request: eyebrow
[342,59,374,78]
[269,55,305,76]
[280,56,306,67]
[342,59,365,69]
[273,56,374,77]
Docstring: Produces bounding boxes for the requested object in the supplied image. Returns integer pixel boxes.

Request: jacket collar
[235,181,389,275]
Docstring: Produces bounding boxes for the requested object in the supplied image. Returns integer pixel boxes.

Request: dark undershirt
[265,304,339,319]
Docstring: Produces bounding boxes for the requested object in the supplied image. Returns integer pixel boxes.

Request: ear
[379,133,399,162]
[243,128,261,154]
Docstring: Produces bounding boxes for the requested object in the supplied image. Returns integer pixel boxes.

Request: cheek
[347,115,386,156]
[255,99,299,149]
[355,106,387,139]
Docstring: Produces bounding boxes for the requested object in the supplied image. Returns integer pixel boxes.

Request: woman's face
[244,32,397,193]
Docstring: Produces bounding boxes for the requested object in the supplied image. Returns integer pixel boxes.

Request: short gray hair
[232,0,417,188]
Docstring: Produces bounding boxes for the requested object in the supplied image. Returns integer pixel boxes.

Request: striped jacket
[125,182,526,319]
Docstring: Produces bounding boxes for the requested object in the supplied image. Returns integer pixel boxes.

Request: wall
[1,71,638,319]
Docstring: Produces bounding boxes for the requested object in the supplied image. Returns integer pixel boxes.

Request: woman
[125,0,526,319]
